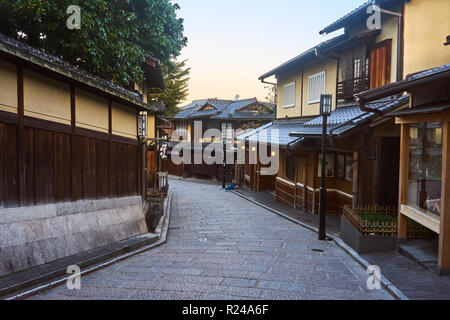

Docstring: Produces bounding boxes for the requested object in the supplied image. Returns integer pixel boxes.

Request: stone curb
[4,192,173,301]
[231,190,409,301]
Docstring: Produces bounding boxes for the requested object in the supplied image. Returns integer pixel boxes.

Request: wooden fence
[343,205,434,238]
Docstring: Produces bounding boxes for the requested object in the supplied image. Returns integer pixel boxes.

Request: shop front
[356,64,450,274]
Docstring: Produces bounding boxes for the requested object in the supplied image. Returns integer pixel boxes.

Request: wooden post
[108,100,112,197]
[398,123,410,239]
[312,151,317,214]
[294,157,298,208]
[439,121,450,274]
[70,86,76,201]
[17,65,25,206]
[302,157,307,209]
[352,151,359,208]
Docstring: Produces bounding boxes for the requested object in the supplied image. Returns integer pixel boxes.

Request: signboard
[138,112,147,137]
[159,135,168,159]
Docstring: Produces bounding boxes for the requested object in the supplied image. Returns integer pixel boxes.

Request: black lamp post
[318,94,332,241]
[222,125,226,189]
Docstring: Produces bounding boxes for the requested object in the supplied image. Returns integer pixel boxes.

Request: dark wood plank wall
[0,120,140,209]
[0,67,143,209]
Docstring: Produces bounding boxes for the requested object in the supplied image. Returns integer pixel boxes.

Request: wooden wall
[0,118,140,208]
[0,61,144,209]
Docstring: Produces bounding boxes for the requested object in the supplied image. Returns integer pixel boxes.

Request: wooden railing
[343,205,434,238]
[275,177,352,215]
[337,75,370,100]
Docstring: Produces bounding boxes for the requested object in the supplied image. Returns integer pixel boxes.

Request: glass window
[408,122,443,217]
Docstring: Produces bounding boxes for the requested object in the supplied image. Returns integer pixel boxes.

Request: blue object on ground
[225,184,237,191]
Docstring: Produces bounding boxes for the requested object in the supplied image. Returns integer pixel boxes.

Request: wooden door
[369,39,392,89]
[377,137,400,206]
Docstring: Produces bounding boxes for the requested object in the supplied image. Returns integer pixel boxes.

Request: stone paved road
[27,179,394,300]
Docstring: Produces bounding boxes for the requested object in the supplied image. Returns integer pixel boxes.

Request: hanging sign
[138,112,147,137]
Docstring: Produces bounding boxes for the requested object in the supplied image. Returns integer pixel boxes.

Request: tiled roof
[173,98,274,121]
[407,64,450,81]
[319,0,400,35]
[319,1,373,35]
[236,122,274,140]
[246,119,310,147]
[356,64,450,103]
[180,99,208,110]
[259,34,347,80]
[291,95,409,137]
[0,33,163,112]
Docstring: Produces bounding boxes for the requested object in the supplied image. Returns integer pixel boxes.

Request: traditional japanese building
[0,33,165,276]
[249,0,410,213]
[169,97,274,181]
[354,0,450,274]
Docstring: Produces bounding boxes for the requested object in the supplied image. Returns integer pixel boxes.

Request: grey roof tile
[246,119,309,147]
[174,98,274,121]
[407,64,450,81]
[291,95,409,137]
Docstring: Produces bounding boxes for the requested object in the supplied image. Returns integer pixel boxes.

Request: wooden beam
[401,205,440,234]
[70,86,75,201]
[395,110,450,124]
[398,123,410,239]
[439,121,450,274]
[352,151,359,208]
[302,157,307,209]
[108,100,112,197]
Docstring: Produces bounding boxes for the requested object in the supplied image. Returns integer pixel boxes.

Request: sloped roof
[290,95,409,138]
[319,0,401,35]
[0,33,163,112]
[173,98,274,121]
[259,34,347,80]
[236,122,274,140]
[356,64,450,103]
[408,64,450,81]
[246,119,311,147]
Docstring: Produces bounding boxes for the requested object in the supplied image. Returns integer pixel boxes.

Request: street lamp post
[222,124,226,189]
[318,94,332,241]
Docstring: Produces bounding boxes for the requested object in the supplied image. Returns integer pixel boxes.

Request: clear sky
[175,0,365,106]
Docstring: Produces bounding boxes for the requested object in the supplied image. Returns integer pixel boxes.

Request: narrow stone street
[27,179,394,300]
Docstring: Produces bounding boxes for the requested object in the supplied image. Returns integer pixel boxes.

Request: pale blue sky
[175,0,365,105]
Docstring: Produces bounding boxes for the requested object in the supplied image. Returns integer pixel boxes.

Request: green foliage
[356,213,397,225]
[149,59,190,117]
[0,0,187,87]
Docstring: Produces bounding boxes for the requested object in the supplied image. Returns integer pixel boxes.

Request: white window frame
[308,71,326,104]
[282,82,296,109]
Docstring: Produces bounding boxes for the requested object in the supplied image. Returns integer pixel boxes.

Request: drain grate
[312,248,325,253]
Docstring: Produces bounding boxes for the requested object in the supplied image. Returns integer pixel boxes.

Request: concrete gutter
[2,192,173,300]
[231,190,409,301]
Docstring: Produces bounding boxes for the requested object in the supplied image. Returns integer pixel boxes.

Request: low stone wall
[0,196,148,277]
[340,216,397,254]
